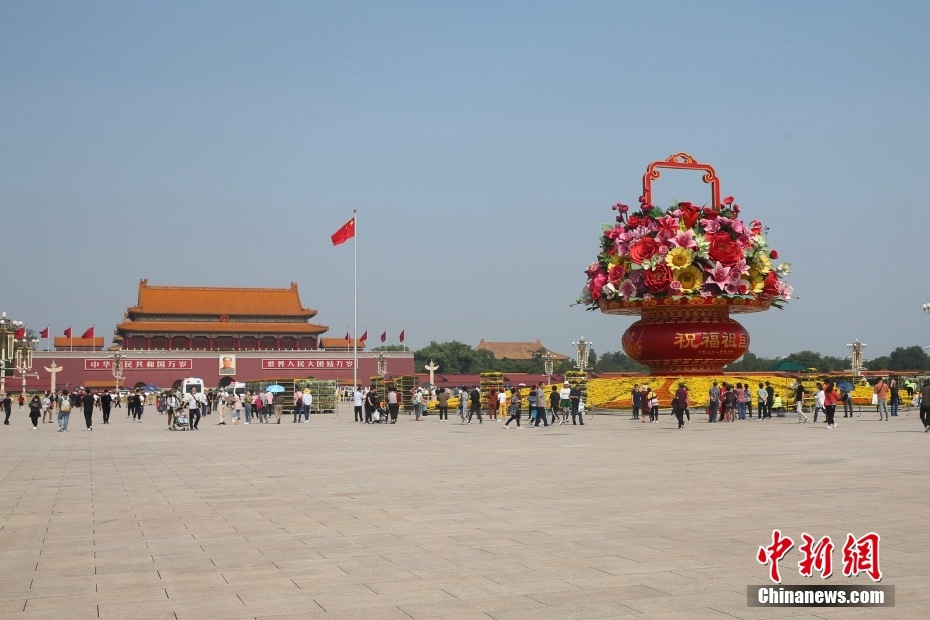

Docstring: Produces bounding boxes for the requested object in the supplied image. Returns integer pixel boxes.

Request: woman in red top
[823,381,839,429]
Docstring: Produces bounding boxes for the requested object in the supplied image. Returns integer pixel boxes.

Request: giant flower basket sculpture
[579,153,793,375]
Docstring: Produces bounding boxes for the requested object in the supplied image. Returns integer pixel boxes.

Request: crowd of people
[6,377,930,434]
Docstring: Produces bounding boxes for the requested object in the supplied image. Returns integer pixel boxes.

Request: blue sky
[2,1,929,363]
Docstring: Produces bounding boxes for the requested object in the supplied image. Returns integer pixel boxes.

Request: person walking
[488,386,499,420]
[764,382,775,420]
[301,389,313,422]
[243,390,254,425]
[28,395,42,429]
[467,385,483,424]
[570,383,584,425]
[57,390,72,431]
[794,380,809,424]
[813,382,825,423]
[41,393,53,424]
[640,385,651,423]
[756,383,768,420]
[364,386,378,424]
[253,391,265,423]
[503,387,522,428]
[165,389,181,430]
[99,390,112,424]
[824,381,839,429]
[385,387,399,423]
[708,382,720,423]
[874,378,890,421]
[890,378,901,417]
[673,383,688,429]
[81,389,95,431]
[412,387,425,421]
[436,388,450,421]
[647,387,659,423]
[353,386,364,423]
[549,385,561,425]
[273,392,284,424]
[185,387,204,430]
[919,379,930,431]
[736,382,748,421]
[841,385,854,418]
[2,392,12,425]
[631,385,642,420]
[533,384,547,427]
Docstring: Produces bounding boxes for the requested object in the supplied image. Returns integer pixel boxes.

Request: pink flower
[705,260,735,289]
[701,217,722,234]
[656,215,679,236]
[618,280,637,299]
[670,230,698,249]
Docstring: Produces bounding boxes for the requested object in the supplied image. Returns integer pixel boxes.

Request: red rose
[608,263,627,283]
[769,249,779,259]
[707,233,743,265]
[762,271,780,297]
[678,202,700,229]
[643,263,672,293]
[629,237,658,264]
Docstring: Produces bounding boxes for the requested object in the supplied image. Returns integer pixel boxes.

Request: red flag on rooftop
[330,217,355,246]
[360,330,368,342]
[64,327,72,338]
[81,327,94,339]
[399,330,405,343]
[380,331,386,343]
[344,331,350,341]
[14,326,25,339]
[39,326,49,338]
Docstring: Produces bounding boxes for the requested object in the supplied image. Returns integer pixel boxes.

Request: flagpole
[352,208,358,396]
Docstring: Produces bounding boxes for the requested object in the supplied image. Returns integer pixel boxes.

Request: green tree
[593,350,648,373]
[413,341,492,374]
[886,346,929,371]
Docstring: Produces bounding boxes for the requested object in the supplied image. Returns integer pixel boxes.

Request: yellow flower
[608,254,622,267]
[674,265,703,293]
[744,269,765,294]
[754,253,772,274]
[665,247,693,270]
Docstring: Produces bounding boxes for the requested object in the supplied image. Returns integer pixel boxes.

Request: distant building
[475,339,569,361]
[53,337,105,352]
[115,279,328,351]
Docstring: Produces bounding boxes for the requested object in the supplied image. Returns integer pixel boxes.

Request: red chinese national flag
[380,331,386,343]
[330,217,355,246]
[14,326,25,339]
[344,331,350,341]
[399,330,405,343]
[39,326,49,338]
[64,327,72,338]
[81,327,94,339]
[360,330,368,342]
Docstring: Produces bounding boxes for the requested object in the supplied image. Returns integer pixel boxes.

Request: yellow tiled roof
[128,279,316,318]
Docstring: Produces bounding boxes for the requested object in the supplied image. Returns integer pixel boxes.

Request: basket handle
[642,152,721,209]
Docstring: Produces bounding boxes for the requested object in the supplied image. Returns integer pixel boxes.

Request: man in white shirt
[301,390,313,422]
[353,386,364,423]
[185,388,205,430]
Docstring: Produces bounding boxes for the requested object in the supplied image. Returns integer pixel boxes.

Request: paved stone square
[0,405,927,619]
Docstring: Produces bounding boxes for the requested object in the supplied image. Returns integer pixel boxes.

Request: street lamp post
[14,336,37,398]
[0,313,19,399]
[846,339,867,377]
[572,337,591,373]
[109,350,126,395]
[542,351,554,385]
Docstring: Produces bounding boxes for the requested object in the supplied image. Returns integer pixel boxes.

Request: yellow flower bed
[587,376,876,408]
